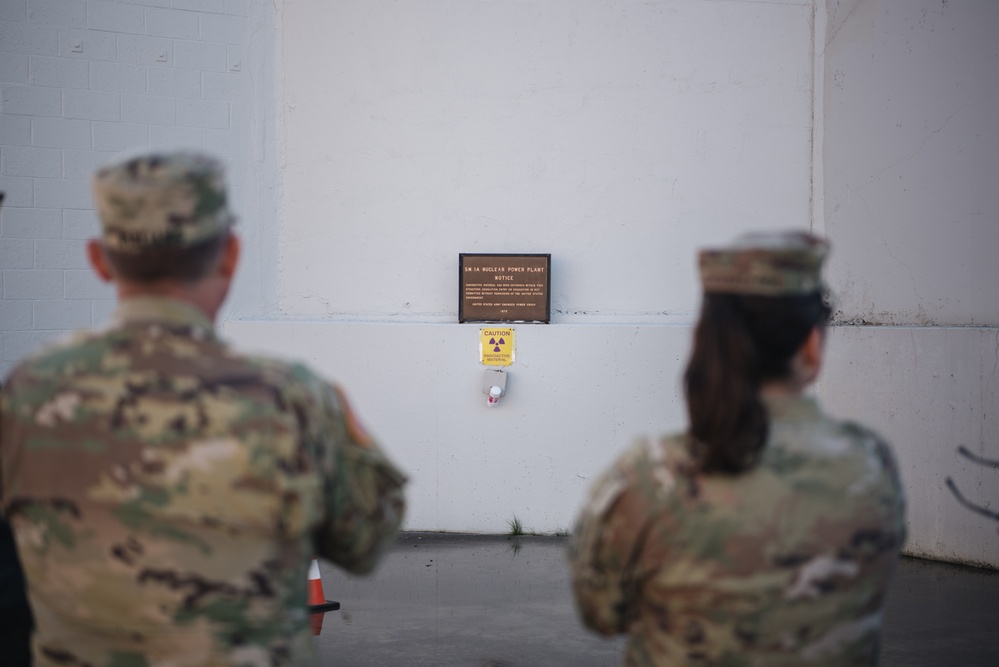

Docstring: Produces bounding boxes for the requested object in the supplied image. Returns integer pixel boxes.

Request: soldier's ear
[87,239,114,282]
[218,233,240,279]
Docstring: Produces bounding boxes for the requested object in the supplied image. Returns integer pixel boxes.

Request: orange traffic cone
[307,557,340,613]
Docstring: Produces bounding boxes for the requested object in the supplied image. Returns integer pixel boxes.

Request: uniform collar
[761,392,822,421]
[111,296,216,337]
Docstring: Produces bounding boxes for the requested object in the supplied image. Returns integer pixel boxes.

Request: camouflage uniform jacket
[569,394,906,667]
[0,297,406,667]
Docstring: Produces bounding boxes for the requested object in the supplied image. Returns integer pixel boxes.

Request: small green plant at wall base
[508,515,524,536]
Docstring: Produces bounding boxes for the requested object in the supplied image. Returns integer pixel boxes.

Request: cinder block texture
[121,94,176,125]
[0,176,33,206]
[117,33,172,65]
[177,98,228,128]
[91,298,115,324]
[201,71,244,101]
[31,117,91,149]
[174,39,225,71]
[33,297,92,329]
[64,268,111,299]
[58,28,117,60]
[33,178,92,209]
[3,269,64,299]
[63,208,100,239]
[225,0,250,18]
[87,1,144,34]
[0,20,58,55]
[1,84,62,117]
[35,239,89,269]
[1,207,62,238]
[30,55,90,89]
[146,8,199,40]
[0,115,32,145]
[92,120,148,151]
[3,329,67,362]
[175,0,224,14]
[0,300,32,330]
[149,124,201,148]
[0,53,29,84]
[200,13,244,44]
[148,66,200,99]
[90,61,146,93]
[63,148,113,178]
[0,2,27,23]
[1,145,62,177]
[63,89,120,121]
[27,0,87,29]
[0,239,35,269]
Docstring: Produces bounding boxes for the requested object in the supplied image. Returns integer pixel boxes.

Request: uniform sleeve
[312,384,407,575]
[568,440,670,636]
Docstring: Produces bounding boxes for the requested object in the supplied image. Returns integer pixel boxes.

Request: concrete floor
[314,532,999,667]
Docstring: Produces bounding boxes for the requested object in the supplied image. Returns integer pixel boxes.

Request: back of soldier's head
[92,150,236,284]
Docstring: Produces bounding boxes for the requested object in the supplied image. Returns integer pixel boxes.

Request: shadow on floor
[314,533,998,666]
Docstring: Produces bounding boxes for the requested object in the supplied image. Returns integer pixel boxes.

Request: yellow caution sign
[480,328,515,366]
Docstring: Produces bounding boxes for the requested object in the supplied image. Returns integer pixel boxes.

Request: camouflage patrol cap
[92,150,234,253]
[698,230,828,296]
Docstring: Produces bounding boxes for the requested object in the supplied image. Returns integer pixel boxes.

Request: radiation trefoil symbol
[489,337,506,352]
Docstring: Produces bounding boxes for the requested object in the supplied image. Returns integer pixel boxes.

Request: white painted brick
[226,44,245,73]
[3,328,67,362]
[63,149,113,178]
[92,121,148,151]
[65,268,111,299]
[0,177,33,206]
[0,19,58,55]
[0,239,34,268]
[149,124,200,149]
[27,0,87,28]
[148,66,199,99]
[33,178,92,209]
[118,0,171,8]
[146,7,199,40]
[1,84,62,117]
[0,53,29,84]
[174,39,224,71]
[92,298,115,324]
[200,13,244,45]
[33,297,92,329]
[1,207,61,238]
[120,94,175,125]
[88,1,144,34]
[225,0,249,18]
[30,55,90,89]
[90,61,146,94]
[177,98,227,129]
[1,145,62,177]
[63,89,120,121]
[0,299,33,329]
[0,1,27,22]
[201,71,245,101]
[3,269,63,299]
[35,238,88,269]
[117,33,172,65]
[32,299,93,331]
[223,157,244,187]
[228,97,247,129]
[63,208,100,238]
[174,0,222,13]
[31,116,91,149]
[59,28,117,60]
[0,116,32,146]
[202,128,243,160]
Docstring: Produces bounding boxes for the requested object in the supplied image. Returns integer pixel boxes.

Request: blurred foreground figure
[0,151,406,666]
[569,231,906,666]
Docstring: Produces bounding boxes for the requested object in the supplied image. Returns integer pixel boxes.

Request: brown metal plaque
[459,254,551,323]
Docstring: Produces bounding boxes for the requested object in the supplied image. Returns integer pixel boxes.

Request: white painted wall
[3,0,996,568]
[817,0,999,568]
[0,0,270,379]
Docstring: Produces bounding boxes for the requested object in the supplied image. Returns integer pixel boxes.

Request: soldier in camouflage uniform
[569,231,906,666]
[0,151,407,667]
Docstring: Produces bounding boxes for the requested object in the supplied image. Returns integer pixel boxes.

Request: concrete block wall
[0,0,258,380]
